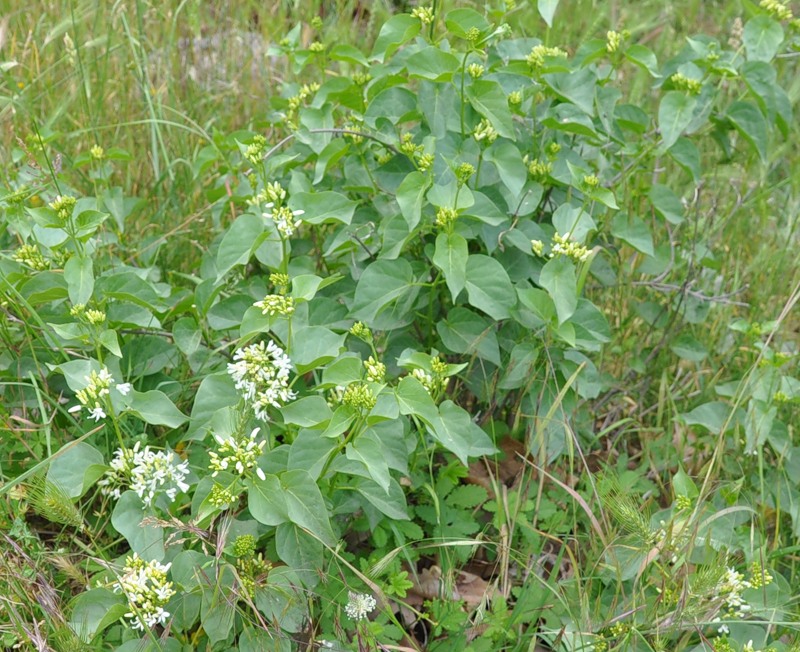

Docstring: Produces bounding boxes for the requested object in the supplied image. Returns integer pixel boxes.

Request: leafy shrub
[1,1,799,650]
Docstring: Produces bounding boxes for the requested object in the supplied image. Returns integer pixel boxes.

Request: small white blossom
[116,382,132,396]
[98,442,189,506]
[344,592,377,621]
[227,340,297,420]
[113,553,175,631]
[209,427,267,479]
[88,406,107,422]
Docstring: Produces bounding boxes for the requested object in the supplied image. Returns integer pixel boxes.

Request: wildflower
[88,406,107,422]
[12,243,48,271]
[237,553,271,597]
[606,30,622,54]
[430,356,448,375]
[412,368,446,396]
[473,118,498,144]
[71,367,115,420]
[245,135,267,167]
[364,356,386,383]
[467,63,484,78]
[717,566,752,621]
[130,446,190,506]
[456,162,475,185]
[411,6,435,25]
[417,152,434,172]
[342,383,377,411]
[508,90,523,106]
[551,232,591,263]
[531,239,544,257]
[728,17,744,48]
[526,44,568,69]
[90,145,105,160]
[113,553,175,631]
[309,41,325,53]
[266,205,304,238]
[349,321,373,342]
[547,142,561,157]
[669,72,703,95]
[208,483,238,508]
[760,0,793,21]
[435,207,458,230]
[527,158,553,180]
[326,385,346,408]
[227,341,297,419]
[353,71,372,86]
[85,309,106,325]
[583,174,600,189]
[345,592,377,621]
[116,383,132,396]
[254,293,295,317]
[749,561,773,589]
[675,495,692,510]
[49,194,77,221]
[209,427,267,480]
[311,16,324,30]
[465,27,482,44]
[269,272,290,288]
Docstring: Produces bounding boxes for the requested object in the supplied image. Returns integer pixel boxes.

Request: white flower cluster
[344,592,377,621]
[267,205,304,238]
[113,553,175,631]
[227,340,297,420]
[209,427,267,481]
[68,366,131,422]
[714,566,752,634]
[98,442,189,506]
[550,232,591,263]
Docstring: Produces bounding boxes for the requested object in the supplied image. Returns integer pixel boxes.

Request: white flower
[227,340,297,419]
[98,443,189,506]
[344,592,377,621]
[116,383,132,396]
[113,553,175,630]
[209,427,266,479]
[88,405,107,421]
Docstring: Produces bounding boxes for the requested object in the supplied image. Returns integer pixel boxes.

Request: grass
[2,0,800,650]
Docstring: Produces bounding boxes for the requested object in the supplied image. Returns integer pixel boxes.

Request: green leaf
[727,101,768,163]
[275,523,323,587]
[280,396,333,427]
[539,256,578,325]
[465,254,516,320]
[485,142,527,199]
[670,334,708,362]
[610,213,654,256]
[321,355,364,387]
[552,204,596,244]
[282,470,337,546]
[537,0,561,26]
[351,258,416,323]
[200,564,236,644]
[99,329,122,357]
[437,306,501,365]
[625,44,660,77]
[96,272,165,311]
[290,326,345,373]
[433,232,468,301]
[543,68,597,115]
[371,14,421,63]
[365,86,419,127]
[111,491,164,561]
[649,184,684,224]
[396,171,430,230]
[673,466,699,499]
[465,80,515,139]
[347,433,391,491]
[681,401,738,433]
[187,372,239,440]
[407,46,460,81]
[395,376,439,423]
[329,43,369,67]
[290,191,357,225]
[47,442,104,499]
[287,428,337,480]
[743,16,783,63]
[445,8,491,39]
[248,474,288,526]
[355,477,410,520]
[428,401,497,465]
[215,213,264,281]
[125,389,188,428]
[64,254,94,306]
[658,91,697,150]
[68,589,126,643]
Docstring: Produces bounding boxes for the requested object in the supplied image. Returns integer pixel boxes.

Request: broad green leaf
[552,204,596,244]
[445,8,491,39]
[407,46,460,81]
[111,491,164,561]
[658,91,697,150]
[290,326,345,373]
[465,80,515,139]
[287,428,337,480]
[280,396,333,427]
[347,434,391,492]
[248,474,288,526]
[215,213,264,281]
[542,104,598,138]
[20,271,68,303]
[282,470,337,546]
[275,522,323,587]
[68,589,126,643]
[539,256,578,325]
[126,389,188,428]
[351,258,416,323]
[329,43,369,67]
[428,401,497,465]
[395,376,439,423]
[670,334,708,362]
[320,355,364,387]
[187,372,239,440]
[99,329,122,357]
[365,86,419,127]
[200,564,236,644]
[47,442,104,499]
[433,232,468,301]
[290,191,357,225]
[681,401,738,433]
[537,0,560,26]
[727,101,768,163]
[355,477,410,520]
[610,213,654,256]
[465,254,516,320]
[254,568,308,633]
[486,142,526,199]
[96,272,165,311]
[673,466,699,499]
[437,306,501,365]
[543,68,596,115]
[649,184,684,224]
[64,254,94,306]
[743,16,783,63]
[396,171,430,230]
[370,14,421,62]
[625,44,660,77]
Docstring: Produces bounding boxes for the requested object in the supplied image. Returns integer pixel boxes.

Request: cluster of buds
[606,30,623,54]
[669,72,703,95]
[353,71,372,86]
[342,382,377,411]
[411,6,435,25]
[208,483,238,508]
[237,552,272,597]
[244,135,268,167]
[526,44,568,69]
[508,90,523,106]
[68,367,131,422]
[309,41,325,53]
[49,194,77,222]
[760,0,793,21]
[473,118,498,144]
[269,272,290,288]
[527,157,553,180]
[90,144,105,160]
[412,356,450,399]
[435,207,458,231]
[364,356,386,383]
[254,294,295,317]
[12,243,48,271]
[467,63,485,78]
[209,427,267,481]
[71,304,106,325]
[400,133,433,171]
[286,83,320,116]
[350,321,373,343]
[550,232,592,263]
[455,162,475,186]
[227,341,297,420]
[113,554,175,631]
